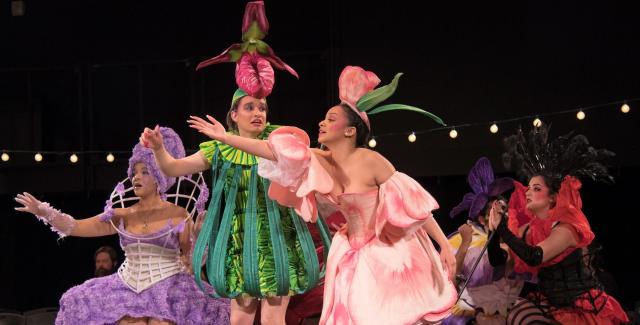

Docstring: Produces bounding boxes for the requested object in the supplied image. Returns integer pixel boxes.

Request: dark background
[1,0,639,312]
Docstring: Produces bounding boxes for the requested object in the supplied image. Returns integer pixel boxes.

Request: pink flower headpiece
[337,66,446,130]
[196,1,298,99]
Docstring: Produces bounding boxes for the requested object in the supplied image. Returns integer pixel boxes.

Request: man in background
[94,245,118,277]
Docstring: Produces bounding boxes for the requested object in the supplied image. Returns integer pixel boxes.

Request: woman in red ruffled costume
[187,65,458,325]
[487,126,629,324]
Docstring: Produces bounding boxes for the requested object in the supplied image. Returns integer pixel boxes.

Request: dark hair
[339,104,370,147]
[479,195,507,222]
[530,171,562,194]
[94,245,118,265]
[226,96,269,133]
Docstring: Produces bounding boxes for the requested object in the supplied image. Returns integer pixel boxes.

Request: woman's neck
[532,208,550,220]
[326,141,358,164]
[238,128,260,139]
[137,193,163,210]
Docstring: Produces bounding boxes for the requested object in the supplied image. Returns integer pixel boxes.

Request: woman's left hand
[440,246,457,281]
[488,199,508,231]
[187,115,227,141]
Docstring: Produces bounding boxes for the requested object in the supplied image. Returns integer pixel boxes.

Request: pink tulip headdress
[338,66,446,130]
[195,1,298,99]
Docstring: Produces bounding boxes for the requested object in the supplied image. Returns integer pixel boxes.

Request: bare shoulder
[311,147,330,158]
[357,148,394,169]
[356,148,395,183]
[112,207,128,218]
[311,147,332,165]
[163,201,188,217]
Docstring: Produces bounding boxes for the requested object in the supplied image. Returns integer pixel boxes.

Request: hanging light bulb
[489,123,499,134]
[621,103,630,114]
[368,138,377,148]
[106,153,115,163]
[533,118,542,127]
[1,152,9,162]
[449,129,458,139]
[576,110,586,120]
[69,154,79,163]
[34,153,43,162]
[408,132,416,143]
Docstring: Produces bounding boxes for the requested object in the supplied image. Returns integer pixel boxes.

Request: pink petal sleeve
[375,172,439,237]
[258,126,333,222]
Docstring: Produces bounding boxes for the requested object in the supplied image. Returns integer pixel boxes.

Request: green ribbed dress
[192,125,331,298]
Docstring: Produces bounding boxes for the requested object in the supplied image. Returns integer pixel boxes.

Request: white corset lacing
[112,221,188,294]
[117,243,183,293]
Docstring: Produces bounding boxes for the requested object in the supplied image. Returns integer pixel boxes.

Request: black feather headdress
[502,125,615,190]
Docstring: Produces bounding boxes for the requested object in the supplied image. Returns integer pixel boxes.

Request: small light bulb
[106,153,115,163]
[368,138,377,148]
[533,118,542,127]
[70,154,78,163]
[621,103,630,114]
[34,153,43,162]
[576,110,585,120]
[490,123,499,134]
[408,132,416,143]
[1,153,9,162]
[449,129,458,139]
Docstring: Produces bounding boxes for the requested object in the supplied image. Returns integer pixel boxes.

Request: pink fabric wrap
[258,126,333,222]
[35,202,77,238]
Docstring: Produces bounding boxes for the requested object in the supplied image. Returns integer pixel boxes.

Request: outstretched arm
[15,192,116,238]
[187,115,276,161]
[140,125,210,177]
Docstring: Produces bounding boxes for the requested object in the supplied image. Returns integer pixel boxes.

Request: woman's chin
[133,188,150,198]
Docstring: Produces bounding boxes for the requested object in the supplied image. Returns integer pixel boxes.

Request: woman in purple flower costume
[14,127,230,325]
[445,157,523,325]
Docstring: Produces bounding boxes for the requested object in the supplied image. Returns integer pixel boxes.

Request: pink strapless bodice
[316,190,379,249]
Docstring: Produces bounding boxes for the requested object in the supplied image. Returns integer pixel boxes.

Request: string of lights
[1,99,635,161]
[366,99,635,148]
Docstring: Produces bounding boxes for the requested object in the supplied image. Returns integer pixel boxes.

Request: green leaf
[367,104,446,126]
[242,21,266,42]
[255,40,269,54]
[356,73,403,112]
[228,49,242,62]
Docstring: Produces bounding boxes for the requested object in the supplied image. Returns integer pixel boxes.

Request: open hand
[14,192,43,216]
[488,199,508,231]
[187,115,227,142]
[140,125,164,150]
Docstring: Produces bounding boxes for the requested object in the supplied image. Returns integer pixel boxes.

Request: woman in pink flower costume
[187,66,458,325]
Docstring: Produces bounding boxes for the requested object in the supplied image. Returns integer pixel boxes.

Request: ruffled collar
[216,124,279,166]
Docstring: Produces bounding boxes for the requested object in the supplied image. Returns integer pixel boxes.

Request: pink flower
[242,1,269,35]
[235,52,275,98]
[338,66,381,108]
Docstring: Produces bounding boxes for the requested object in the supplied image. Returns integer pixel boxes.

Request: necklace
[139,211,151,230]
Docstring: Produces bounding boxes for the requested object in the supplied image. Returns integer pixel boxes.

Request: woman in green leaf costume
[141,89,331,325]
